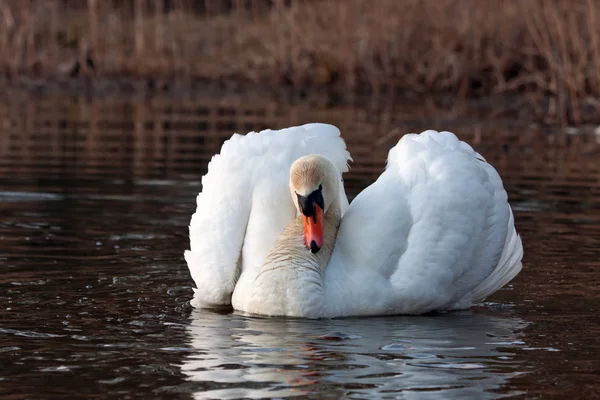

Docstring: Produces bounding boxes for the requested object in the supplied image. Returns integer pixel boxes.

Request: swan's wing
[185,123,351,308]
[327,130,522,315]
[465,206,523,305]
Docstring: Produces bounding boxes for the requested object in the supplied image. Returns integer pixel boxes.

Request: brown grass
[1,0,600,124]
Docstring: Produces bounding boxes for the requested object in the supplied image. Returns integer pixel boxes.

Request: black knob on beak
[296,185,325,220]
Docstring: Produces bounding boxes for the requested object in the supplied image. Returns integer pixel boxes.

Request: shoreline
[1,1,599,125]
[3,76,600,130]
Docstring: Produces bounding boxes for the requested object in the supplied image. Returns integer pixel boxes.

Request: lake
[1,88,599,399]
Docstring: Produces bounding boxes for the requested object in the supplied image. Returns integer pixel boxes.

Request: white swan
[185,123,523,318]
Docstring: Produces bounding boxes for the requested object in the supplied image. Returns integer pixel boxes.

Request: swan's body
[185,124,523,318]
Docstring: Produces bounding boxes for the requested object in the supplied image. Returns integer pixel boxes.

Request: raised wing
[386,131,516,312]
[325,130,521,316]
[185,123,351,307]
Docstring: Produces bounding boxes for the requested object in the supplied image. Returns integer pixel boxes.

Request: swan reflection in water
[181,310,528,399]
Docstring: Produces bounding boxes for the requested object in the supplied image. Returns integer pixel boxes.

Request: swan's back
[185,123,350,307]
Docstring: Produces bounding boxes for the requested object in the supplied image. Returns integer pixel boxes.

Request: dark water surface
[1,91,599,399]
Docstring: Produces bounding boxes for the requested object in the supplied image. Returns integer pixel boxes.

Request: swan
[184,123,523,318]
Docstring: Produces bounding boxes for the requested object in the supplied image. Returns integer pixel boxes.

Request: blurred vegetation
[1,0,599,124]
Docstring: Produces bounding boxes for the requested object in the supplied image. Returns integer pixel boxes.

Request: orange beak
[303,204,324,254]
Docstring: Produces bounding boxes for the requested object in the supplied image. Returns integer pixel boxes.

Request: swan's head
[289,155,341,254]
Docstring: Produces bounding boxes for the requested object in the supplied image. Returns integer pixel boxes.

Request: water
[1,89,599,399]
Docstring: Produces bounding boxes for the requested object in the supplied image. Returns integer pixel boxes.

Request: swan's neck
[264,202,341,272]
[246,203,341,317]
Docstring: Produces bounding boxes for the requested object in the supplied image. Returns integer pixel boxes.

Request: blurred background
[1,1,599,399]
[2,0,599,180]
[2,0,600,121]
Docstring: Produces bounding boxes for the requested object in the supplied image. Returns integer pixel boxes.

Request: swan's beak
[303,205,324,254]
[297,188,325,254]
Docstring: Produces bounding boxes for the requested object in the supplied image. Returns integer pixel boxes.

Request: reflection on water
[183,311,528,399]
[0,89,599,398]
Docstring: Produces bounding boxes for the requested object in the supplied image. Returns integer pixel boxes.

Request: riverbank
[1,0,599,124]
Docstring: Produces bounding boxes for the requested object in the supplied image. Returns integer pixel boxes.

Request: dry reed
[1,0,600,124]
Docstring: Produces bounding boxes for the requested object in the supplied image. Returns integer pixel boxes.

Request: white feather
[185,123,350,308]
[185,126,523,317]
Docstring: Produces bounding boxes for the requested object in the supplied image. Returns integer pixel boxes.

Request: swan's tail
[471,207,523,303]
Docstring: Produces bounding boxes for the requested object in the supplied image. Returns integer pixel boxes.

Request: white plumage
[184,123,523,318]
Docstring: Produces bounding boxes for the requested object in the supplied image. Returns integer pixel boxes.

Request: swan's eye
[319,184,323,191]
